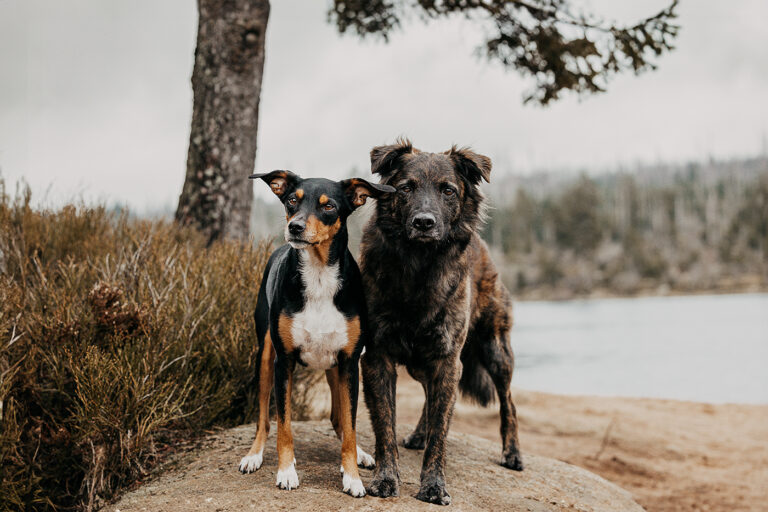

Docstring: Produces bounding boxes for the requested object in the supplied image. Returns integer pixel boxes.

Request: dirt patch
[393,374,768,512]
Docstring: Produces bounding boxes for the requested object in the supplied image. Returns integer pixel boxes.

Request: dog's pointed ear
[448,146,492,185]
[370,138,413,178]
[340,178,396,209]
[248,170,300,198]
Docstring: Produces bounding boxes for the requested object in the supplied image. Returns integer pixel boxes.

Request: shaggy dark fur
[359,139,523,506]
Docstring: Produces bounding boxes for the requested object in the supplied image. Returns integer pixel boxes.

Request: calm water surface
[511,293,768,404]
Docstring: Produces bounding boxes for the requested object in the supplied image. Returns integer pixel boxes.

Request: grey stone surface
[106,421,645,512]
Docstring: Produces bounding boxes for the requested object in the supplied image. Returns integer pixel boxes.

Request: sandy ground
[387,372,768,512]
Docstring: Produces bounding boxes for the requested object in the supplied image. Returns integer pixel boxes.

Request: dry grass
[0,180,319,510]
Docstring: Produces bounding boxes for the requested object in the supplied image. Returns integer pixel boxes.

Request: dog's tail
[458,349,495,407]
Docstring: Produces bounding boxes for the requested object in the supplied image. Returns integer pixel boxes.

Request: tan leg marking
[326,368,342,439]
[274,360,299,489]
[276,315,295,474]
[278,314,294,351]
[343,316,361,357]
[239,331,275,473]
[276,369,294,470]
[255,333,275,439]
[338,371,365,496]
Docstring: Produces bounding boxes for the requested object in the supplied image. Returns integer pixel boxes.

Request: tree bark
[176,0,270,244]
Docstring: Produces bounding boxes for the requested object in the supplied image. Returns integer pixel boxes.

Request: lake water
[511,293,768,404]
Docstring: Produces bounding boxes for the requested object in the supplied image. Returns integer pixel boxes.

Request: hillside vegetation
[0,182,320,511]
[483,158,768,298]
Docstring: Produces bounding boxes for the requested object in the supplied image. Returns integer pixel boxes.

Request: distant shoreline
[509,385,768,406]
[513,281,768,302]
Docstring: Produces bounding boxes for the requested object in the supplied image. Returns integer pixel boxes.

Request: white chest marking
[291,252,348,369]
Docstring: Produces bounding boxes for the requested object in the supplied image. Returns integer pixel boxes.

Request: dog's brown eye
[443,187,455,196]
[400,185,412,193]
[323,203,335,211]
[287,197,297,206]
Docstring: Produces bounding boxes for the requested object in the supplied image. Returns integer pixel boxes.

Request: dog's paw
[238,452,263,473]
[356,445,375,469]
[415,482,451,506]
[501,451,524,471]
[276,463,299,490]
[366,474,399,498]
[342,472,366,498]
[402,432,426,450]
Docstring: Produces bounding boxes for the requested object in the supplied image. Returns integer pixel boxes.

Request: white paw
[356,445,375,469]
[238,452,263,473]
[342,472,366,497]
[276,463,299,490]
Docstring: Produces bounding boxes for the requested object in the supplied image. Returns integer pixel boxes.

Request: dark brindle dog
[359,139,523,505]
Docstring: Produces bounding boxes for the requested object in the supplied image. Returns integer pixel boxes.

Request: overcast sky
[1,0,767,210]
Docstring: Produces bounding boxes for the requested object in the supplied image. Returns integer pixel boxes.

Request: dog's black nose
[412,213,436,232]
[288,221,305,235]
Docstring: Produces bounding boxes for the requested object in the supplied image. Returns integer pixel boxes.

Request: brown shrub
[0,180,320,510]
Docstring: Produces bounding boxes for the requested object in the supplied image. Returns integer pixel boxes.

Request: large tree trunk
[176,0,270,244]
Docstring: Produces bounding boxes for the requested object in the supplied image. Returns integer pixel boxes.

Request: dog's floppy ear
[248,170,300,198]
[448,146,492,185]
[370,138,413,178]
[340,178,396,209]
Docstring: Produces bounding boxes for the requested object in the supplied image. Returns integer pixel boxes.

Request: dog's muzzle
[407,212,441,242]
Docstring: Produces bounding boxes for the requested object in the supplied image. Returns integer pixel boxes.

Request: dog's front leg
[239,333,275,473]
[274,354,298,490]
[403,367,429,450]
[362,349,400,498]
[337,357,366,497]
[416,356,461,506]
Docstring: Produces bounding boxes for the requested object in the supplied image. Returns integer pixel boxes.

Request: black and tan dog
[358,139,523,505]
[238,170,393,497]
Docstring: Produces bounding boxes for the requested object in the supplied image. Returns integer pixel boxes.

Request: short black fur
[238,171,394,497]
